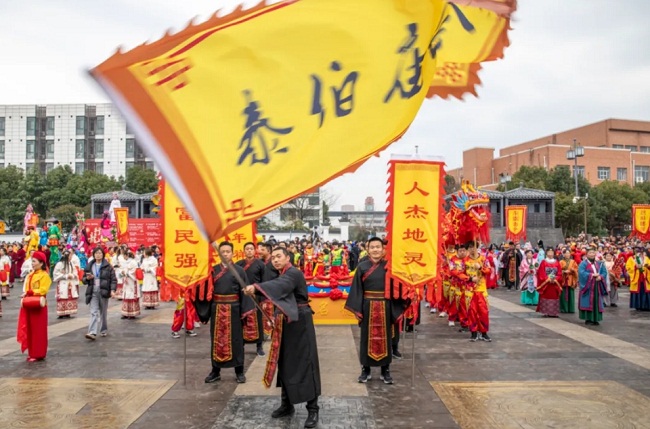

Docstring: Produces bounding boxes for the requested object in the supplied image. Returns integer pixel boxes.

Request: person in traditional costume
[25,225,39,254]
[329,241,344,279]
[625,246,650,311]
[17,251,51,361]
[0,247,11,299]
[536,248,563,317]
[578,247,608,325]
[244,246,321,429]
[501,242,522,290]
[519,249,539,306]
[200,241,252,384]
[112,247,125,299]
[439,244,456,321]
[84,247,117,340]
[465,242,492,342]
[485,245,498,289]
[47,221,62,271]
[345,237,407,384]
[258,241,277,338]
[303,242,316,276]
[141,248,160,309]
[603,252,619,308]
[450,245,469,330]
[559,249,578,313]
[11,243,26,287]
[53,250,80,318]
[171,288,198,339]
[108,192,122,224]
[120,249,140,319]
[236,242,266,356]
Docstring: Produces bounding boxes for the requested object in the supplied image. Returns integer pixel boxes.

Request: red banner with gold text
[505,205,527,242]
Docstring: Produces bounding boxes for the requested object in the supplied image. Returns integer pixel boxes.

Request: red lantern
[135,268,144,281]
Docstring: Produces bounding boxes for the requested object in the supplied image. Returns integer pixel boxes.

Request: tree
[64,171,121,207]
[256,216,278,231]
[18,167,48,219]
[506,166,549,191]
[444,174,459,195]
[545,166,590,196]
[125,167,158,194]
[48,204,86,231]
[0,166,26,230]
[589,181,648,234]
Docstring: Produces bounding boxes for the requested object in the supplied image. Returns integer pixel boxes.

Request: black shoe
[380,371,394,384]
[585,321,594,325]
[470,332,478,342]
[304,411,319,428]
[459,327,469,333]
[271,404,295,418]
[392,349,402,360]
[204,371,221,383]
[235,373,246,383]
[358,370,371,383]
[257,346,265,357]
[611,303,618,307]
[481,333,492,342]
[593,322,600,326]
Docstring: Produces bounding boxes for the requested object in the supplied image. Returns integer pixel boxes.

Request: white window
[46,140,55,160]
[573,165,585,177]
[75,139,85,158]
[635,166,649,183]
[617,168,627,181]
[26,140,35,159]
[75,162,85,174]
[597,167,610,180]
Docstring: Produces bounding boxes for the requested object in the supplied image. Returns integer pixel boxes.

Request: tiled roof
[90,190,142,202]
[503,186,555,199]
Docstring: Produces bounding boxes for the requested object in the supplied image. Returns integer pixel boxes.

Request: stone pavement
[0,283,649,429]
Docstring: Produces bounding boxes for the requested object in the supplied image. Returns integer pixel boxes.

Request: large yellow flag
[91,0,515,241]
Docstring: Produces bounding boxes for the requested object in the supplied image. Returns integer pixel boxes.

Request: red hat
[32,251,47,266]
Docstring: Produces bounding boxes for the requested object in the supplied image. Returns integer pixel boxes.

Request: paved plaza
[0,286,649,429]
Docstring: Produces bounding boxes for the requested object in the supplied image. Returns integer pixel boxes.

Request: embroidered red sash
[262,301,274,337]
[368,299,388,361]
[212,299,233,363]
[243,311,260,342]
[362,262,381,282]
[263,313,284,388]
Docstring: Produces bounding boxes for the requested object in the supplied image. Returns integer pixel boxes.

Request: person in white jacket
[141,248,159,309]
[53,250,80,318]
[21,249,35,279]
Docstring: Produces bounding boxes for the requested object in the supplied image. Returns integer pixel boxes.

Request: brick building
[447,119,650,189]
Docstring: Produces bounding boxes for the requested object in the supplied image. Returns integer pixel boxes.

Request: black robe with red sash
[209,264,253,369]
[345,259,407,367]
[236,258,266,344]
[254,265,321,405]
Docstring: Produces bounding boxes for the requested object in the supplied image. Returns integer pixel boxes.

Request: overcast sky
[2,0,649,210]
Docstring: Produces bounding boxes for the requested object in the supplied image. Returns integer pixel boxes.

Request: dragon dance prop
[90,0,516,242]
[442,180,491,247]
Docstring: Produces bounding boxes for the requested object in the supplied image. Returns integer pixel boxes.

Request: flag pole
[183,307,187,386]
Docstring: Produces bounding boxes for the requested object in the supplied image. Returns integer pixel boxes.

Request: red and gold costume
[464,253,491,334]
[17,257,52,361]
[450,253,469,327]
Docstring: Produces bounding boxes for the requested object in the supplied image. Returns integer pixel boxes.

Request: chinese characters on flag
[114,207,130,243]
[632,205,650,241]
[505,205,527,242]
[91,0,515,242]
[386,160,444,299]
[161,180,211,291]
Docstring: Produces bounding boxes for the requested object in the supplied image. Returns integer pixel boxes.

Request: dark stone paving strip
[211,396,376,429]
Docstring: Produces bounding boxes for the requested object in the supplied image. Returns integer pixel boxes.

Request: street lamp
[499,173,512,191]
[566,138,585,198]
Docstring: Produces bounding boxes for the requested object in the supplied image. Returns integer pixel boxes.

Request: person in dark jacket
[83,247,117,340]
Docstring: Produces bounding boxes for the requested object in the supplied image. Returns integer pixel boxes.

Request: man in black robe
[236,241,266,356]
[345,237,407,384]
[203,242,253,384]
[501,241,522,290]
[259,241,277,337]
[244,247,321,429]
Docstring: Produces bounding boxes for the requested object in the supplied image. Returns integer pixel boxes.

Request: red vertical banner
[385,159,445,301]
[114,207,130,244]
[632,204,650,241]
[505,205,527,242]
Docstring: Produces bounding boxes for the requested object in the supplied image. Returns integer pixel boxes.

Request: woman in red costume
[536,247,563,317]
[17,251,52,361]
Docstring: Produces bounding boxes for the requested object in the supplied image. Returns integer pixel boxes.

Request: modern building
[265,189,323,228]
[0,104,155,177]
[447,119,650,189]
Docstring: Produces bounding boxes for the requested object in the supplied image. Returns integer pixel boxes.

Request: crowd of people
[5,228,650,428]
